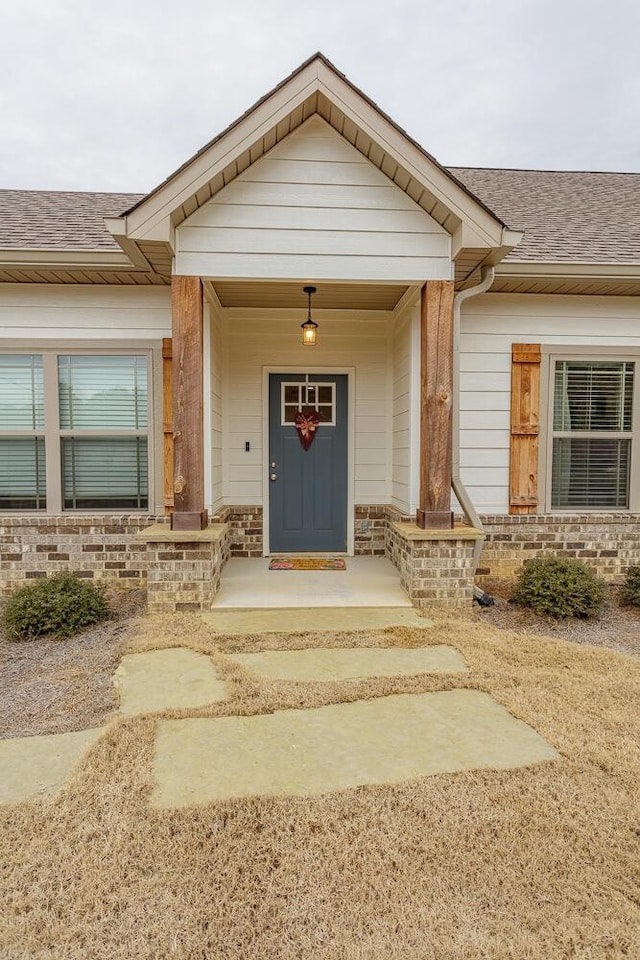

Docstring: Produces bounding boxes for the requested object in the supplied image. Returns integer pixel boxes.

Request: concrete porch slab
[151,690,560,807]
[213,557,411,609]
[0,728,104,804]
[227,645,466,681]
[114,648,227,715]
[202,606,433,635]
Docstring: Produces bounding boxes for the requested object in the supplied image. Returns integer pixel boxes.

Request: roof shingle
[0,169,638,265]
[0,189,144,251]
[450,168,640,263]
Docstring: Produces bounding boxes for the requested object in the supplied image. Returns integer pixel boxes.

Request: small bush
[620,565,640,607]
[512,556,607,620]
[2,573,110,641]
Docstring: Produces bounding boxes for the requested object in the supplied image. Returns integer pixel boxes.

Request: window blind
[0,437,46,509]
[62,437,148,509]
[552,361,634,509]
[0,355,46,509]
[58,356,148,509]
[58,355,147,429]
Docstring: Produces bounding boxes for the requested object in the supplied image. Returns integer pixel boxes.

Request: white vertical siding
[175,116,451,282]
[459,293,640,514]
[0,284,171,339]
[391,300,421,515]
[208,306,224,514]
[222,312,391,506]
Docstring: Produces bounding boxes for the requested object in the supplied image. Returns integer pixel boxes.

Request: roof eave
[496,260,640,279]
[0,248,139,270]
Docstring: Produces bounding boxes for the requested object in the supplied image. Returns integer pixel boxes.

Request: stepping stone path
[228,645,466,681]
[202,606,433,636]
[114,647,227,715]
[0,728,104,804]
[1,642,560,806]
[151,690,560,807]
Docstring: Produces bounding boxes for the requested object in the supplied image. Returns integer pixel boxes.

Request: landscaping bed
[477,581,640,656]
[0,588,145,739]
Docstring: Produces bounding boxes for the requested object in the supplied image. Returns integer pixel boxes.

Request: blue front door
[269,373,348,553]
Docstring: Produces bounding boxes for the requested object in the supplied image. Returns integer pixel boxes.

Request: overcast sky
[0,0,638,192]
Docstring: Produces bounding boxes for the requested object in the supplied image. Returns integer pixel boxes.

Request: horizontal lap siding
[460,293,640,514]
[0,285,171,339]
[175,116,451,282]
[223,314,391,505]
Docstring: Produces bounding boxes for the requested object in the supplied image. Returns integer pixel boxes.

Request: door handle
[270,473,277,481]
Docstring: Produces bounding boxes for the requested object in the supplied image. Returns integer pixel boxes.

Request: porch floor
[213,556,411,609]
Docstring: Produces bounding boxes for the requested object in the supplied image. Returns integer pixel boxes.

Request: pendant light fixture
[301,285,318,345]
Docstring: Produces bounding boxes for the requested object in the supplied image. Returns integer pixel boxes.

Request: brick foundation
[140,524,230,614]
[212,506,263,557]
[476,514,640,584]
[387,521,484,609]
[0,515,162,599]
[5,507,633,611]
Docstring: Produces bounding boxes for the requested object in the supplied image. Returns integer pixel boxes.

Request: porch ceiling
[211,280,410,311]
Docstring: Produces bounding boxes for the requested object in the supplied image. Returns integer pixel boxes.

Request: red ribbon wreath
[294,409,320,450]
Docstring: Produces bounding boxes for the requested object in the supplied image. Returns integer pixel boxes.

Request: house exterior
[1,53,639,611]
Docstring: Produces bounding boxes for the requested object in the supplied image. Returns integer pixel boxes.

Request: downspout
[452,265,495,572]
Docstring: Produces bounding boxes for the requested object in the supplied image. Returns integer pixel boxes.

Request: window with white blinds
[0,351,151,512]
[58,356,148,509]
[0,355,46,509]
[551,360,634,509]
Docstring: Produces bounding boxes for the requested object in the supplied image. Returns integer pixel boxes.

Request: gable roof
[122,52,506,231]
[114,53,514,255]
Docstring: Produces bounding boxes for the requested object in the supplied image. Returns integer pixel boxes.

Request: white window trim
[0,342,161,515]
[541,346,640,514]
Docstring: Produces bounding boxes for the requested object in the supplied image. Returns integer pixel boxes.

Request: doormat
[269,557,347,571]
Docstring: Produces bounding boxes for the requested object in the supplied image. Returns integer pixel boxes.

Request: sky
[0,0,638,193]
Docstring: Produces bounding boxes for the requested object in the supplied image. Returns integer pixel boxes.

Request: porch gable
[174,117,451,283]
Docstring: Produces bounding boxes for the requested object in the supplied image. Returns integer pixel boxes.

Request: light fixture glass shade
[301,319,318,345]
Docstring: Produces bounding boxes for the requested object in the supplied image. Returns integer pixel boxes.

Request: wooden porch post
[416,279,454,530]
[170,275,208,531]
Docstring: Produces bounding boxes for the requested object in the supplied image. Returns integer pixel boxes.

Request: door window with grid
[551,359,634,509]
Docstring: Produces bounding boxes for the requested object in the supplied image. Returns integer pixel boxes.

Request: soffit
[212,280,408,311]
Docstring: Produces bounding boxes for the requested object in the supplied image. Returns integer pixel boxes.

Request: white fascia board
[0,248,137,270]
[125,65,322,242]
[496,261,640,280]
[103,218,155,271]
[315,62,506,248]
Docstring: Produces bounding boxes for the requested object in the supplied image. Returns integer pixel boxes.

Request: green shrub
[512,556,607,620]
[620,566,640,607]
[2,573,110,641]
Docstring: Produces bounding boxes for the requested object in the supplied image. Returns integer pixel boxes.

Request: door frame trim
[262,366,356,557]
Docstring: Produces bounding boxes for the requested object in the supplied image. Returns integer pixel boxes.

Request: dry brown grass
[1,612,639,959]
